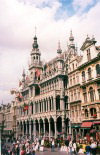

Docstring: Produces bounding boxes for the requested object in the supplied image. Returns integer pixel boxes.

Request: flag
[35,68,40,77]
[16,92,23,101]
[10,89,16,95]
[23,104,28,112]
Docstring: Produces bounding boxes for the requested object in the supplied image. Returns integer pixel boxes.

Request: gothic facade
[16,32,100,140]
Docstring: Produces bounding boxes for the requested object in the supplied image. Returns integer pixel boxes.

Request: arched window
[90,108,97,117]
[31,103,33,114]
[88,68,92,79]
[56,95,60,110]
[89,87,94,102]
[82,71,85,81]
[85,109,88,118]
[96,64,100,76]
[83,88,87,103]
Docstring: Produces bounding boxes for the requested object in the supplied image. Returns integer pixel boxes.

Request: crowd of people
[1,136,100,155]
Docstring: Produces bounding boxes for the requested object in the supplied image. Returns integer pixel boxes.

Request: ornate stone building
[16,32,100,140]
[0,102,16,140]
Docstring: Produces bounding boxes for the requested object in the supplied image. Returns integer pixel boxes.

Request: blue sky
[0,0,100,103]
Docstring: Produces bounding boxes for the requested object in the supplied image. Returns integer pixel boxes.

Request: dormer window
[82,71,85,81]
[87,49,91,61]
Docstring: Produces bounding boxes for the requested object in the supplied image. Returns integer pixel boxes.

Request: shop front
[81,121,100,141]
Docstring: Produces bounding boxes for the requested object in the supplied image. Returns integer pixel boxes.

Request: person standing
[51,139,55,152]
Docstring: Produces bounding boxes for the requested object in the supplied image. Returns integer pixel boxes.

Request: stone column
[97,106,99,118]
[52,98,54,111]
[49,120,51,139]
[54,121,57,139]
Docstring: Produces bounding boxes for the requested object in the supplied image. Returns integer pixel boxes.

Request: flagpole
[0,128,1,155]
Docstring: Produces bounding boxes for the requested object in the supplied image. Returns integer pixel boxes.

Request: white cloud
[0,0,100,103]
[73,0,95,12]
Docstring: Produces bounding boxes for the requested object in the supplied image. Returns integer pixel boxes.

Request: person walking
[69,140,73,154]
[90,141,97,155]
[85,143,91,155]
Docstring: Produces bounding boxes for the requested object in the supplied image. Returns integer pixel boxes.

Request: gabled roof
[80,37,97,51]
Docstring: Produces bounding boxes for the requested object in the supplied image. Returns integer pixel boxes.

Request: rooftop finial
[57,40,62,54]
[35,26,37,36]
[69,30,74,42]
[86,34,90,40]
[22,68,25,77]
[69,30,75,48]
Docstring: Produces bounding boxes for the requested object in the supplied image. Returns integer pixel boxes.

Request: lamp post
[0,122,6,155]
[0,125,2,155]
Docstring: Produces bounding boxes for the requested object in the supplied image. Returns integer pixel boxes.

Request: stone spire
[69,30,75,48]
[57,40,62,54]
[22,69,25,82]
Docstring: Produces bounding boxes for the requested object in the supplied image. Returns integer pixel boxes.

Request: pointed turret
[69,30,75,49]
[57,40,62,54]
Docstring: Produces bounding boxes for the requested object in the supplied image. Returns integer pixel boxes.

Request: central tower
[29,35,42,82]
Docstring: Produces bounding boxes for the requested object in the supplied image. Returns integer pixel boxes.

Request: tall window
[83,88,87,102]
[85,109,88,118]
[70,77,72,86]
[87,49,91,61]
[82,71,85,81]
[56,95,60,110]
[96,64,100,77]
[89,87,94,102]
[73,75,75,84]
[88,68,92,79]
[90,108,97,116]
[83,92,87,103]
[98,89,100,100]
[74,89,77,100]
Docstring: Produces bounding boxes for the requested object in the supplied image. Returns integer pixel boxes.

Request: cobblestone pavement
[35,148,69,155]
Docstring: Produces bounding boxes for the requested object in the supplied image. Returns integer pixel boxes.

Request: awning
[81,122,93,128]
[93,122,100,125]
